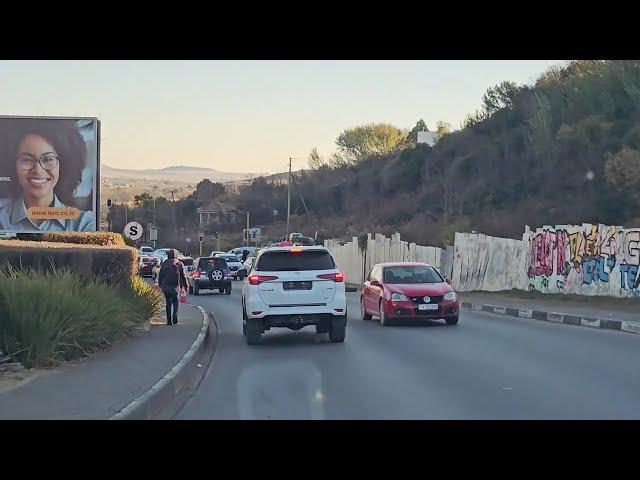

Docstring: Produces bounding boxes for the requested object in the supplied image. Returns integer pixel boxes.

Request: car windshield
[383,266,443,284]
[256,250,335,271]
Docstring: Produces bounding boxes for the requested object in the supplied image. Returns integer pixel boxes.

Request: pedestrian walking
[158,249,188,325]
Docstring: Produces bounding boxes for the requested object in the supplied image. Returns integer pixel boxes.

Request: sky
[0,60,563,175]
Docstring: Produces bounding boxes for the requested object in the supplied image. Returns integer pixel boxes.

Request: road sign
[248,228,261,241]
[124,222,143,241]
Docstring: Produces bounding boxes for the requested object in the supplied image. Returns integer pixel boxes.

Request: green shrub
[0,268,160,368]
[120,276,164,322]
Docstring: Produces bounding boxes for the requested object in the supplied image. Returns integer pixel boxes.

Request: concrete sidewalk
[0,304,206,420]
[459,291,640,334]
[459,292,640,322]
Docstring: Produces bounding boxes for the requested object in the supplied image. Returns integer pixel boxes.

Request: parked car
[360,262,459,326]
[138,255,156,277]
[213,253,244,279]
[153,248,183,260]
[178,256,194,279]
[150,249,184,279]
[140,246,154,256]
[241,245,347,345]
[228,247,257,257]
[187,257,232,295]
[236,256,256,280]
[210,250,226,257]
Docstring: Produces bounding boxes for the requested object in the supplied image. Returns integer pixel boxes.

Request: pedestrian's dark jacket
[158,258,188,293]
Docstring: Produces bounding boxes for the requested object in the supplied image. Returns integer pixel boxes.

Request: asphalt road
[176,283,640,419]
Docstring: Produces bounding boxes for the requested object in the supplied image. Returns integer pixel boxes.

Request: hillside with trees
[252,60,640,245]
[111,61,640,248]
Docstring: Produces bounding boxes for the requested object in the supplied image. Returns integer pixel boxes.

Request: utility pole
[171,190,178,241]
[286,156,292,240]
[246,211,250,246]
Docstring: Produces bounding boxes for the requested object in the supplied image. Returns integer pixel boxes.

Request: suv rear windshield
[198,258,227,270]
[256,251,335,271]
[383,266,443,284]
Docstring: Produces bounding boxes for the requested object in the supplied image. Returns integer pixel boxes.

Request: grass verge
[0,268,163,368]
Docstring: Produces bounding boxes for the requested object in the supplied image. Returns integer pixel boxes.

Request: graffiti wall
[325,233,443,285]
[451,232,529,292]
[523,224,640,297]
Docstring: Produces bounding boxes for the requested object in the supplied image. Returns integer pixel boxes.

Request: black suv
[188,257,232,295]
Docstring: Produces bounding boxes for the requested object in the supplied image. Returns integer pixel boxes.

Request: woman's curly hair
[4,118,87,206]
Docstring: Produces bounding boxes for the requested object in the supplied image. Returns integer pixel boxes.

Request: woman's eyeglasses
[16,154,59,171]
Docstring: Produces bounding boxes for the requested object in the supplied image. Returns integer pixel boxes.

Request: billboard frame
[0,115,100,235]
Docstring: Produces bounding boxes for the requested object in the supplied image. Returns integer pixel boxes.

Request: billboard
[0,116,99,234]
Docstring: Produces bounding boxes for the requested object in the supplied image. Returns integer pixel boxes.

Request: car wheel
[446,316,459,326]
[329,315,346,342]
[226,286,232,295]
[361,297,372,320]
[379,300,390,326]
[316,321,330,334]
[188,285,193,294]
[219,288,225,294]
[246,320,262,345]
[193,286,199,296]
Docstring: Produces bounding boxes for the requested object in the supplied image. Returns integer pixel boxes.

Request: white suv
[241,246,347,345]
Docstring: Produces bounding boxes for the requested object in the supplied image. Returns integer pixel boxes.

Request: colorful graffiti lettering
[525,224,639,297]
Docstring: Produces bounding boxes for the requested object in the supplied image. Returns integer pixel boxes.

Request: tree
[434,121,452,143]
[605,147,640,189]
[407,119,429,143]
[308,147,327,170]
[335,123,408,163]
[134,192,154,209]
[461,108,489,129]
[196,179,227,201]
[482,81,520,114]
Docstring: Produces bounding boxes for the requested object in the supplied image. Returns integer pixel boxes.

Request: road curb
[109,305,217,420]
[460,302,639,335]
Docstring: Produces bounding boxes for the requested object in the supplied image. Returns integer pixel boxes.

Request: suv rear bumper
[259,313,343,329]
[193,279,232,289]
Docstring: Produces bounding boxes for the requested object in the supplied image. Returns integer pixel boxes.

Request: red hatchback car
[360,262,459,326]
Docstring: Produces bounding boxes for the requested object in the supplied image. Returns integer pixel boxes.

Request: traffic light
[199,232,204,242]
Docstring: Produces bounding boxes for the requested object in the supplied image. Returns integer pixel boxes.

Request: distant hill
[101,164,265,183]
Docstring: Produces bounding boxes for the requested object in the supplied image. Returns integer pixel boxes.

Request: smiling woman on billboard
[0,118,96,232]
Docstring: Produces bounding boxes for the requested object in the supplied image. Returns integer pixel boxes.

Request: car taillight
[248,275,279,285]
[317,272,344,282]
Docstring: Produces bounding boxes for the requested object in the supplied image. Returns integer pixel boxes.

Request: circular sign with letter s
[124,222,143,241]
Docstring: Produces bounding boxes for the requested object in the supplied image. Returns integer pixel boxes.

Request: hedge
[42,232,127,246]
[0,239,138,285]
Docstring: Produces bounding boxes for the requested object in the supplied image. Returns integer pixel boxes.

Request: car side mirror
[445,278,452,285]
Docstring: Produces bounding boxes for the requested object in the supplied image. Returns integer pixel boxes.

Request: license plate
[418,304,439,311]
[283,281,313,291]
